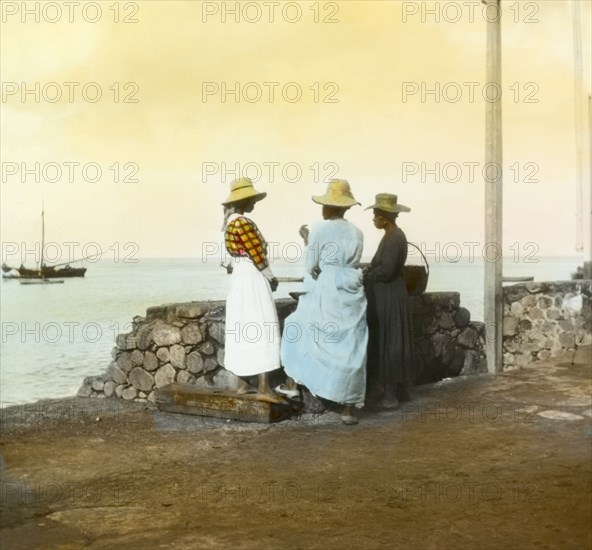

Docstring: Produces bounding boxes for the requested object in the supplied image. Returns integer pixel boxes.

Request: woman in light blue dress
[280,180,368,424]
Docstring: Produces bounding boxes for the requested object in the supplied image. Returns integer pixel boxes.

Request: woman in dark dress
[364,193,416,409]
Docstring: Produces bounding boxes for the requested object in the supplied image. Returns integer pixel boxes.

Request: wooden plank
[154,383,303,424]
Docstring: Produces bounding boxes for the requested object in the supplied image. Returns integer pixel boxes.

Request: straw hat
[312,179,360,208]
[222,177,267,206]
[365,193,411,213]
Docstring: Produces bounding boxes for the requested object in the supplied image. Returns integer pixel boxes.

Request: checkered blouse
[225,215,269,271]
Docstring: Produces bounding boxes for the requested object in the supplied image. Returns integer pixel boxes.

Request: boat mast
[39,203,45,275]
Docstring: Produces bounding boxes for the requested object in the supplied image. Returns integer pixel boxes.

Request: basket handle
[407,242,429,276]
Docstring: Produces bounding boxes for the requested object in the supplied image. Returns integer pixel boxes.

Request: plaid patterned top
[225,215,269,271]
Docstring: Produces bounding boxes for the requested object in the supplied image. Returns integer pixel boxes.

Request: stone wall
[78,293,487,400]
[502,280,591,369]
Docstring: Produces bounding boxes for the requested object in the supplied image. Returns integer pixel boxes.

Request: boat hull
[19,279,65,285]
[17,266,87,278]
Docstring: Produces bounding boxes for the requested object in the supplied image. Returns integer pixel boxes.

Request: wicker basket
[403,242,429,295]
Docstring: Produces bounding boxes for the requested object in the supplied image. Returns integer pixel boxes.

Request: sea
[0,255,583,406]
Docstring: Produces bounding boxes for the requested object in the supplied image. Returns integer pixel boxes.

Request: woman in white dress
[222,177,283,403]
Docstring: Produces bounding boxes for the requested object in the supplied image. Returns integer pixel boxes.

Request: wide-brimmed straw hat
[222,177,267,206]
[365,193,411,213]
[312,179,360,208]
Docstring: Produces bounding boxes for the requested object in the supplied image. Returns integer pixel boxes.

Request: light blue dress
[281,219,368,406]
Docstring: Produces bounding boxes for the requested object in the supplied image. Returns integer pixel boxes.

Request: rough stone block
[427,292,460,310]
[510,302,523,316]
[131,350,144,366]
[155,363,176,388]
[181,323,203,345]
[104,381,116,398]
[122,387,138,400]
[135,324,154,351]
[503,338,520,353]
[77,384,92,397]
[108,364,128,385]
[156,347,170,363]
[502,352,515,368]
[502,316,518,337]
[528,308,544,321]
[91,378,105,392]
[208,322,225,344]
[153,325,182,347]
[187,352,205,374]
[453,307,471,327]
[521,294,537,308]
[198,341,216,356]
[129,367,154,392]
[144,351,159,372]
[211,367,237,389]
[177,370,195,385]
[547,308,561,321]
[518,319,533,334]
[458,327,478,348]
[116,333,136,351]
[116,352,133,373]
[169,344,186,369]
[525,282,550,294]
[176,303,204,319]
[439,312,455,330]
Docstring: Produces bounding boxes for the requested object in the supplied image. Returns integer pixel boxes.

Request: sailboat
[2,206,90,280]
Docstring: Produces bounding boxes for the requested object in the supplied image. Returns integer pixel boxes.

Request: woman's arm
[305,223,322,279]
[367,232,405,283]
[229,216,270,271]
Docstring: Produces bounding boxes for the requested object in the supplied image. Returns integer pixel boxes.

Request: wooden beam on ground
[155,383,303,423]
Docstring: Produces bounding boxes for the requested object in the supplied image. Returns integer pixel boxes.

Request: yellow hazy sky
[1,0,591,261]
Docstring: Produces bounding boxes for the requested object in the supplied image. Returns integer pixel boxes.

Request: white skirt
[224,256,280,376]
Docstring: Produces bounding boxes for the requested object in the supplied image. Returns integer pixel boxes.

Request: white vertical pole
[585,93,592,279]
[483,0,503,373]
[572,0,585,254]
[40,203,45,276]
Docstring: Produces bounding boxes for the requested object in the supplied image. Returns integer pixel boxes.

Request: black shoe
[381,397,400,410]
[396,384,412,402]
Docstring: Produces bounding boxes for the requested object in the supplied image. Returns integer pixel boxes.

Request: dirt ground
[1,347,591,550]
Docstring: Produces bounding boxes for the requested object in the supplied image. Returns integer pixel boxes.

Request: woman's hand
[299,224,309,245]
[311,266,321,280]
[261,266,279,292]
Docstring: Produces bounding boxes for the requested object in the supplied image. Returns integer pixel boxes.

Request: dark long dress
[365,226,416,400]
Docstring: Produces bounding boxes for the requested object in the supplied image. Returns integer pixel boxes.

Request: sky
[1,0,591,265]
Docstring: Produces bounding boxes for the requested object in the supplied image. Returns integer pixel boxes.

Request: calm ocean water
[0,255,583,405]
